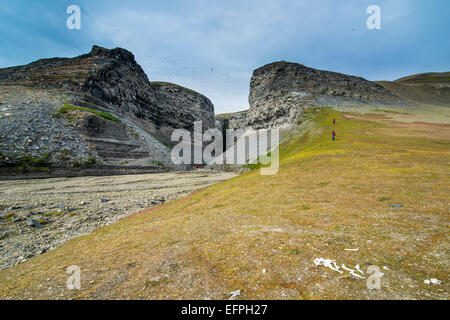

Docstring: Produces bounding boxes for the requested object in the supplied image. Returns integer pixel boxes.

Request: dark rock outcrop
[228,110,249,130]
[234,61,401,129]
[0,46,215,176]
[0,46,215,142]
[150,81,215,138]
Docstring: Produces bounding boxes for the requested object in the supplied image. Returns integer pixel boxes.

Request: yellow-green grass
[0,108,448,299]
[59,104,120,123]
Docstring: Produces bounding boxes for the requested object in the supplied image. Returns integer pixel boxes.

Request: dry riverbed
[0,170,237,270]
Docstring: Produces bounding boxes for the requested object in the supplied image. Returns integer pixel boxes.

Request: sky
[0,0,449,113]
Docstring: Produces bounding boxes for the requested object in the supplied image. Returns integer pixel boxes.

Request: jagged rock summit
[0,46,215,178]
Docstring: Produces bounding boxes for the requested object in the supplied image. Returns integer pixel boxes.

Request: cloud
[0,0,449,112]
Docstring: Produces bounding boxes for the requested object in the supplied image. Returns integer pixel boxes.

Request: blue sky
[0,0,449,113]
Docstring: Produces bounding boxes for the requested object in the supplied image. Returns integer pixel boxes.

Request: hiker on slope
[332,130,336,141]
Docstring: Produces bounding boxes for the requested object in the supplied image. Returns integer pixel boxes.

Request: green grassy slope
[0,108,449,299]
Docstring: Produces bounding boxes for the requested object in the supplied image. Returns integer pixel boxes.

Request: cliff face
[249,61,402,128]
[150,82,215,136]
[234,61,401,129]
[227,110,249,130]
[0,46,215,139]
[0,46,215,176]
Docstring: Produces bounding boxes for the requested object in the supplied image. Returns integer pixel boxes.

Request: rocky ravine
[0,46,216,177]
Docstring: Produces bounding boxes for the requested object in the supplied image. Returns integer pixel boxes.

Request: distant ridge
[395,71,450,84]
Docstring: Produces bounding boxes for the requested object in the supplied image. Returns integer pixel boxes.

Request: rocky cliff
[233,61,402,129]
[150,81,215,137]
[0,46,215,177]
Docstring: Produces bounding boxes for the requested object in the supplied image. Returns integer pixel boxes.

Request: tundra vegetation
[58,104,121,123]
[0,107,448,299]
